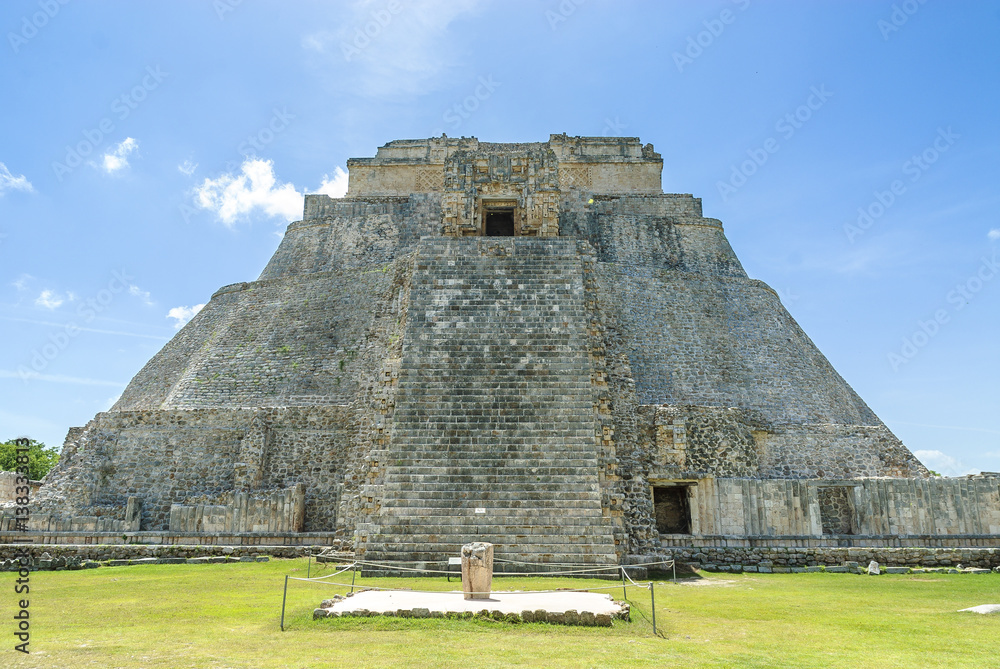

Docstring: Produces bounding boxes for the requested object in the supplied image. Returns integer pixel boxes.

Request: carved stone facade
[348,134,662,238]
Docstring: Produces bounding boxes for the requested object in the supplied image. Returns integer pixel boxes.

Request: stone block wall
[661,546,1000,570]
[33,407,358,533]
[269,195,441,275]
[169,484,305,533]
[114,249,414,413]
[819,486,853,535]
[643,476,1000,539]
[597,265,883,426]
[760,424,925,478]
[0,471,29,504]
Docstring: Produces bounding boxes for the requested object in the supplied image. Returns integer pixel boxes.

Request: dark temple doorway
[653,485,691,534]
[485,209,515,236]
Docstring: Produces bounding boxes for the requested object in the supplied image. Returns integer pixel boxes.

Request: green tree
[0,438,60,480]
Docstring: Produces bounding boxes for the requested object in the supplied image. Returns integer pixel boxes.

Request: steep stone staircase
[364,237,618,567]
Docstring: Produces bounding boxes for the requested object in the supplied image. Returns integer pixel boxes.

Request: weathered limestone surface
[461,542,494,600]
[657,545,1000,570]
[644,476,1000,539]
[23,134,996,564]
[0,471,40,505]
[168,484,305,533]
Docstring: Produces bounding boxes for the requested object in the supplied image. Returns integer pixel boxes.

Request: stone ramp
[365,237,617,565]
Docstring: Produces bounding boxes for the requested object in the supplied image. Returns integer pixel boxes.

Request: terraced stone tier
[366,238,617,565]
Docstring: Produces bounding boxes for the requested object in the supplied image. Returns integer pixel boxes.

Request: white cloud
[317,166,349,198]
[194,158,303,226]
[167,303,205,329]
[913,449,981,477]
[988,229,1000,241]
[101,137,139,174]
[34,289,72,310]
[178,160,198,177]
[302,0,485,97]
[128,284,154,306]
[0,162,33,195]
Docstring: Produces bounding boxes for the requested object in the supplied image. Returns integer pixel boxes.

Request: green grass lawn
[1,559,998,668]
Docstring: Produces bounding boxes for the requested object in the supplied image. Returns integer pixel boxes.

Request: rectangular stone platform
[316,589,628,626]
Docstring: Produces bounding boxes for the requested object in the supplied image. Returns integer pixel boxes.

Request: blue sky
[1,0,997,476]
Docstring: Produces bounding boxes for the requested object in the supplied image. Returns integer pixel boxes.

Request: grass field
[0,558,998,668]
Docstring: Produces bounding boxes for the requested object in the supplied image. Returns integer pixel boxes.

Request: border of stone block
[314,602,630,626]
[669,547,1000,573]
[692,562,999,576]
[0,552,272,571]
[0,542,297,570]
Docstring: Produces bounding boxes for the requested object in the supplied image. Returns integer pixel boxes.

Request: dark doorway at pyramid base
[653,485,691,534]
[485,209,515,236]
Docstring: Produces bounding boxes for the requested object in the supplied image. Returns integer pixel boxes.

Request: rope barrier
[291,563,358,582]
[351,557,662,578]
[622,568,644,588]
[281,555,667,637]
[285,576,651,595]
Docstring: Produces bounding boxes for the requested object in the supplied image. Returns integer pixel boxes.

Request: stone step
[369,536,615,550]
[384,459,599,470]
[390,465,599,476]
[392,418,595,427]
[379,505,607,518]
[364,239,617,565]
[382,482,601,491]
[368,534,615,549]
[367,544,617,560]
[377,517,611,531]
[380,490,603,501]
[389,433,598,441]
[384,475,598,486]
[386,440,597,452]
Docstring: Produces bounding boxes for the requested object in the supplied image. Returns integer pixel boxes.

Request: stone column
[461,542,494,600]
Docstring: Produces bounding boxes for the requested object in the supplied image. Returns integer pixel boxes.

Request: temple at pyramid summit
[10,135,999,567]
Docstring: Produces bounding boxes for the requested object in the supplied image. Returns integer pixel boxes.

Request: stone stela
[5,134,997,571]
[461,541,494,600]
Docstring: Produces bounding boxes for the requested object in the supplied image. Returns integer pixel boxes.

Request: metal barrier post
[351,564,357,593]
[307,551,312,579]
[649,582,656,635]
[620,566,627,601]
[280,575,289,631]
[672,560,676,583]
